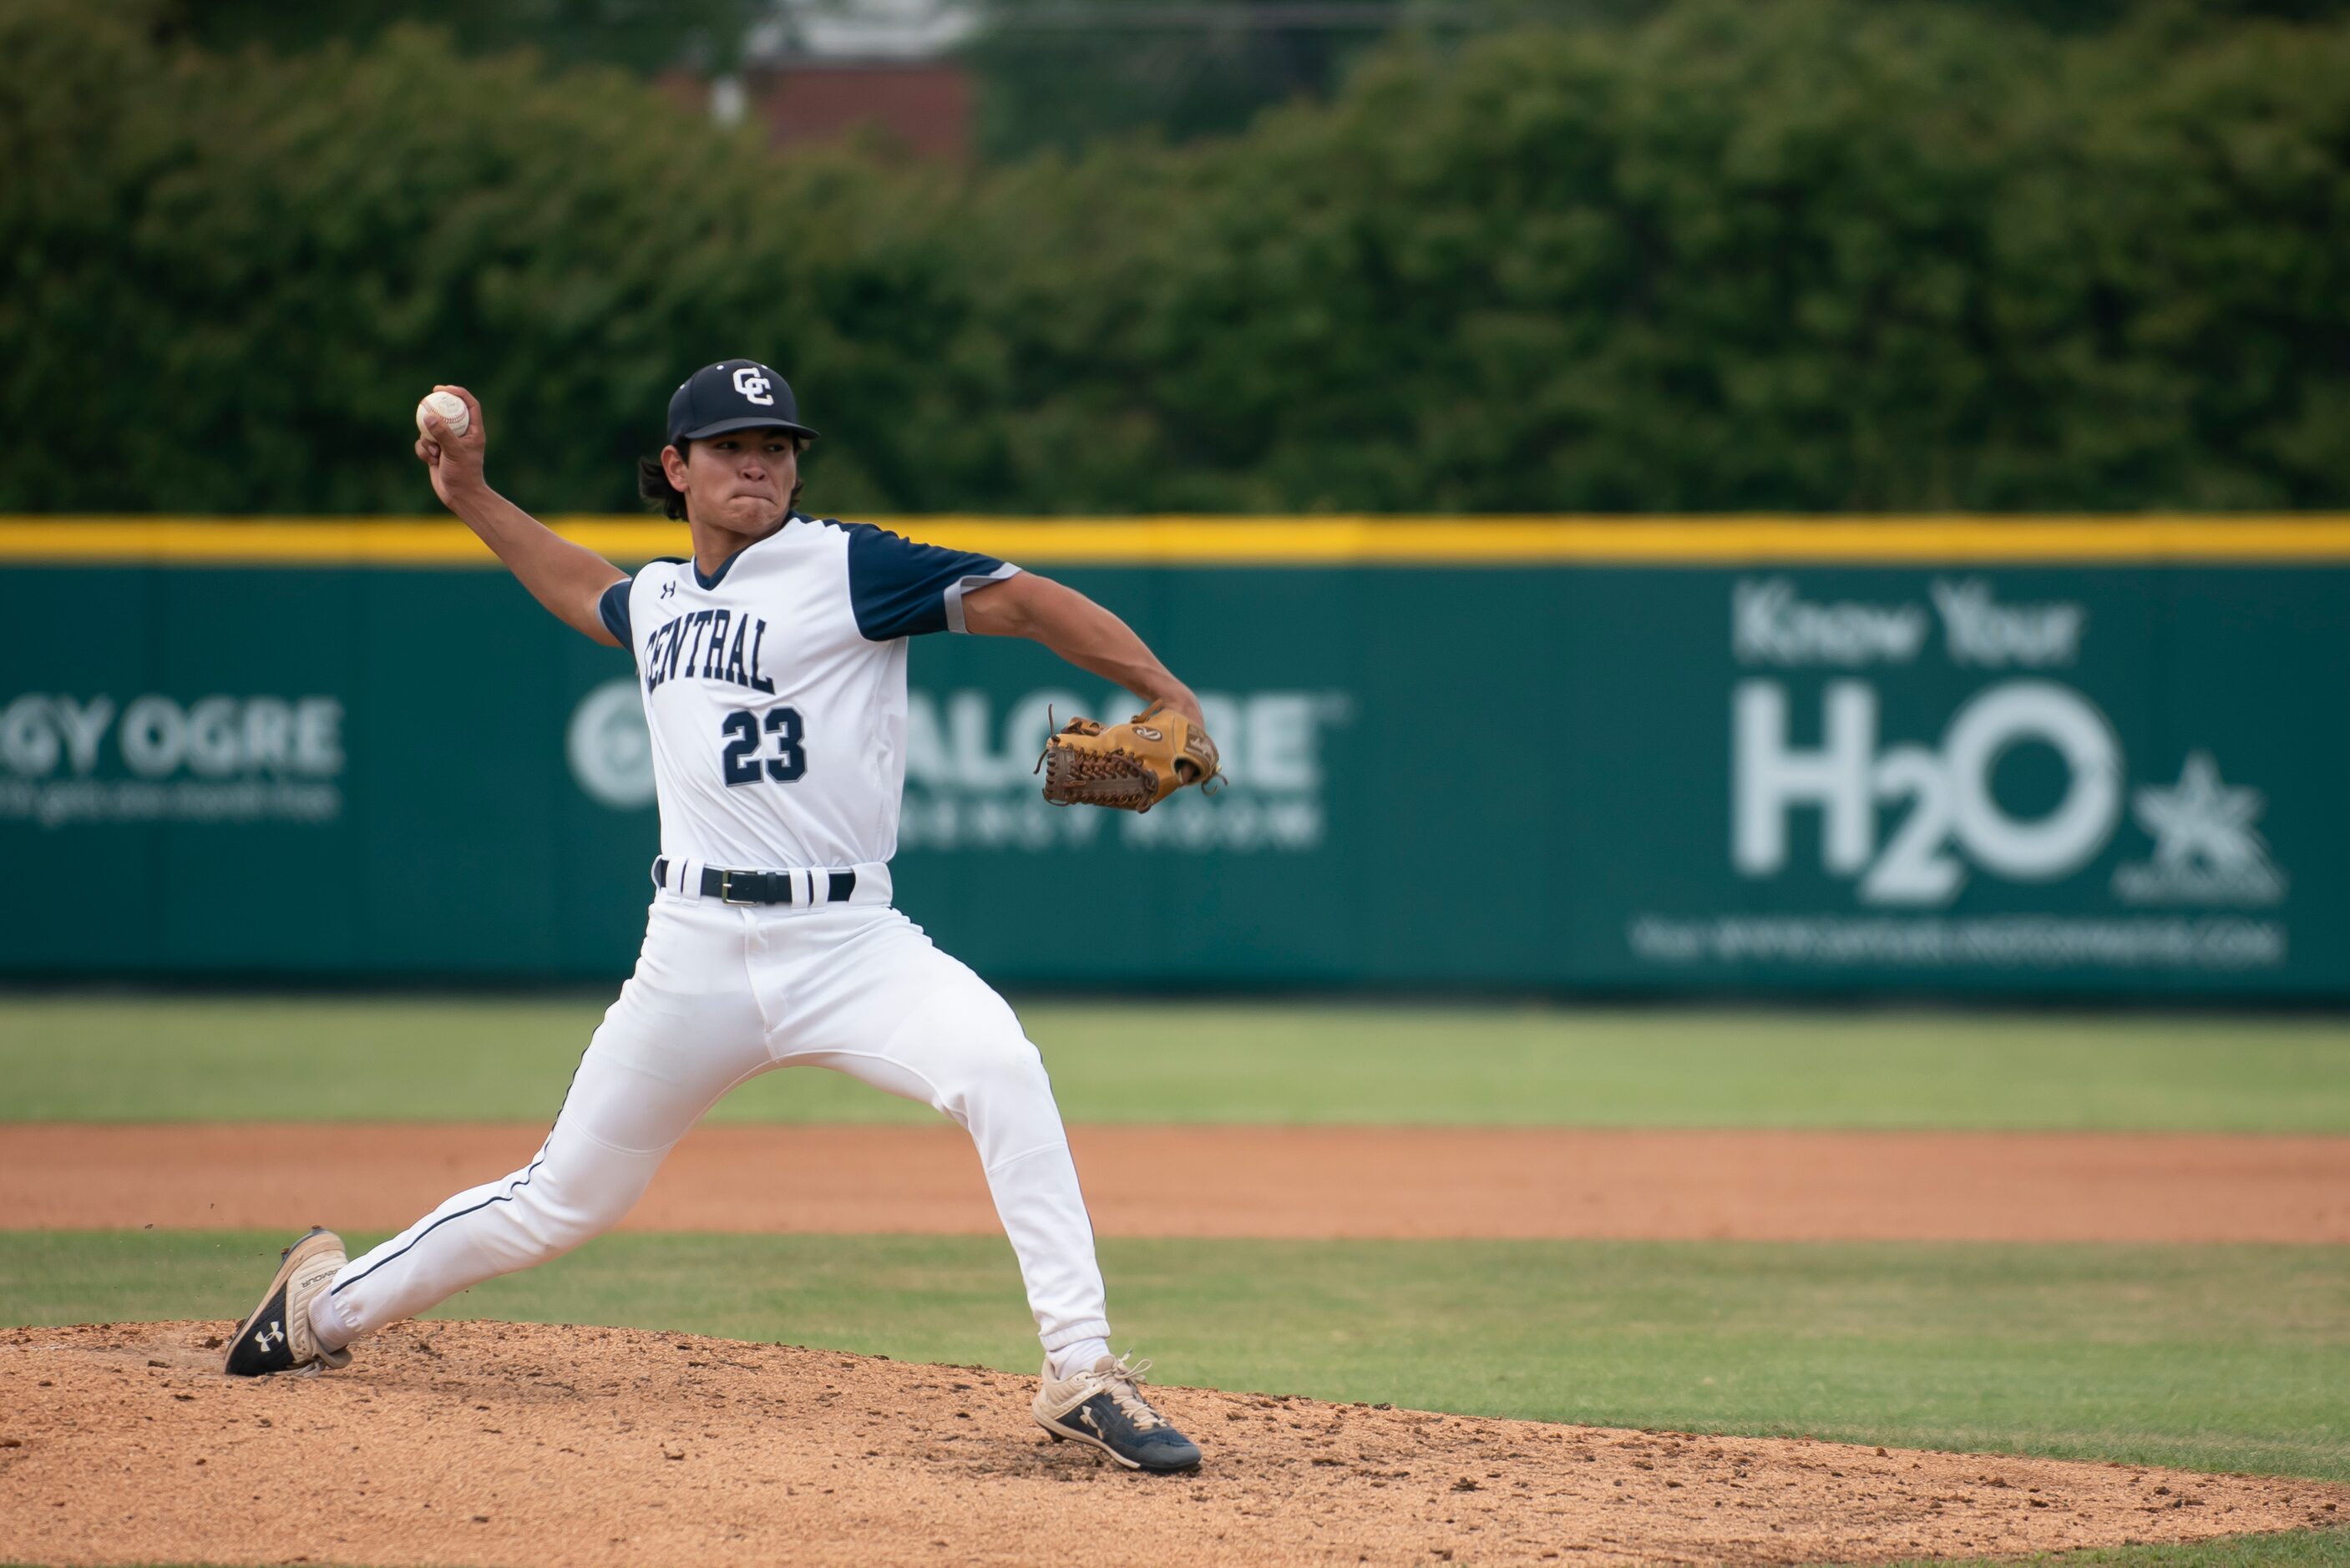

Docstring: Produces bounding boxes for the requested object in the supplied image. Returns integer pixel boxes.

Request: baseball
[415,389,469,438]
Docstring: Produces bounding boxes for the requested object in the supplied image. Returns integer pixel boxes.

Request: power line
[980,4,1491,27]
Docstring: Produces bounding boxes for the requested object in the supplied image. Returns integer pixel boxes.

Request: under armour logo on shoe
[256,1322,286,1351]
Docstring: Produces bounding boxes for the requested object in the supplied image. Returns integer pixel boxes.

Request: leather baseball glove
[1037,701,1221,812]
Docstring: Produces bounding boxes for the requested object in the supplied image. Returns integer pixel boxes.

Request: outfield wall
[3,518,2345,996]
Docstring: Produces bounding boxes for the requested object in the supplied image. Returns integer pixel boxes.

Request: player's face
[676,429,800,537]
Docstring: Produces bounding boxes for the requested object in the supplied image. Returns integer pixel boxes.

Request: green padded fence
[2,518,2342,995]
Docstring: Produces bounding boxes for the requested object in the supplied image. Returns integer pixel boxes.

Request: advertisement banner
[1,523,2342,994]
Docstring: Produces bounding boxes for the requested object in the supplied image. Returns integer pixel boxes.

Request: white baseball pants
[313,888,1113,1355]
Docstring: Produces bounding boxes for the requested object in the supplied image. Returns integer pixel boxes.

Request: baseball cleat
[1033,1353,1202,1473]
[223,1227,352,1377]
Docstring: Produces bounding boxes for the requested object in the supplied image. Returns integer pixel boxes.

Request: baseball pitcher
[220,361,1218,1473]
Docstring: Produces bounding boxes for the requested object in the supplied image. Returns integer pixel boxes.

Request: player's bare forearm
[413,383,625,646]
[965,573,1203,726]
[441,483,625,646]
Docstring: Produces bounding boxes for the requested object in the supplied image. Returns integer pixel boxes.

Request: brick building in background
[662,0,977,159]
[747,59,973,157]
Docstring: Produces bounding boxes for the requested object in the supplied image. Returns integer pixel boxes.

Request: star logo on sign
[2134,751,2270,873]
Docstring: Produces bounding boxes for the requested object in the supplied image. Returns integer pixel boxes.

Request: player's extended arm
[963,572,1204,726]
[414,385,627,647]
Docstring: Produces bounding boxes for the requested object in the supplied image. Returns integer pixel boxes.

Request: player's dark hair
[637,443,692,521]
[637,435,808,523]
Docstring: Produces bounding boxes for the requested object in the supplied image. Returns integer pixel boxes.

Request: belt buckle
[718,869,758,905]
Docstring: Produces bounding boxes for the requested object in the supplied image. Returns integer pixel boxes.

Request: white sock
[306,1286,354,1352]
[1048,1338,1112,1380]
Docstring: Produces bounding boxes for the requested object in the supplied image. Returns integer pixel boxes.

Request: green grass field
[8,1231,2344,1483]
[4,996,2346,1567]
[3,995,2347,1129]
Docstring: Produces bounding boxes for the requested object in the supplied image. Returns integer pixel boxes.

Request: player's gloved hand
[1036,701,1222,812]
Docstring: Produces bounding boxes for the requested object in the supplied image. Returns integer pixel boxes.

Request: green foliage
[0,1,945,513]
[968,0,2350,161]
[1102,3,2350,511]
[964,0,1375,161]
[160,0,769,73]
[6,0,2350,513]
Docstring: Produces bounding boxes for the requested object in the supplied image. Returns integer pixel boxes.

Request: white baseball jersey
[596,513,1019,871]
[322,516,1118,1371]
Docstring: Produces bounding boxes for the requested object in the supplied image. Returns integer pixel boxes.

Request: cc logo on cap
[732,366,775,406]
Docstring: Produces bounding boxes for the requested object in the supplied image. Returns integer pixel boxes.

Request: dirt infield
[6,1122,2347,1241]
[4,1320,2342,1568]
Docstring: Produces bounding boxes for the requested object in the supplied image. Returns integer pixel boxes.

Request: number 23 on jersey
[719,707,806,786]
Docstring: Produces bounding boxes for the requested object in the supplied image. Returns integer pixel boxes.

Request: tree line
[8,0,2347,515]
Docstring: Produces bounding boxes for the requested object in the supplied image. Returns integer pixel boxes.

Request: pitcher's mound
[3,1321,2341,1566]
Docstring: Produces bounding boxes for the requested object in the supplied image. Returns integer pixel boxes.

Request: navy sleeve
[597,576,633,643]
[845,524,1019,640]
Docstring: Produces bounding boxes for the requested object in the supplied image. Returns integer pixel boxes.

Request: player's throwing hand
[413,384,488,509]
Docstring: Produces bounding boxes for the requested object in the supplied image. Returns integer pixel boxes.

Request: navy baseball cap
[666,359,818,445]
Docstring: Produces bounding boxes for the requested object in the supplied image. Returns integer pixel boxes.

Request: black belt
[655,857,857,906]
